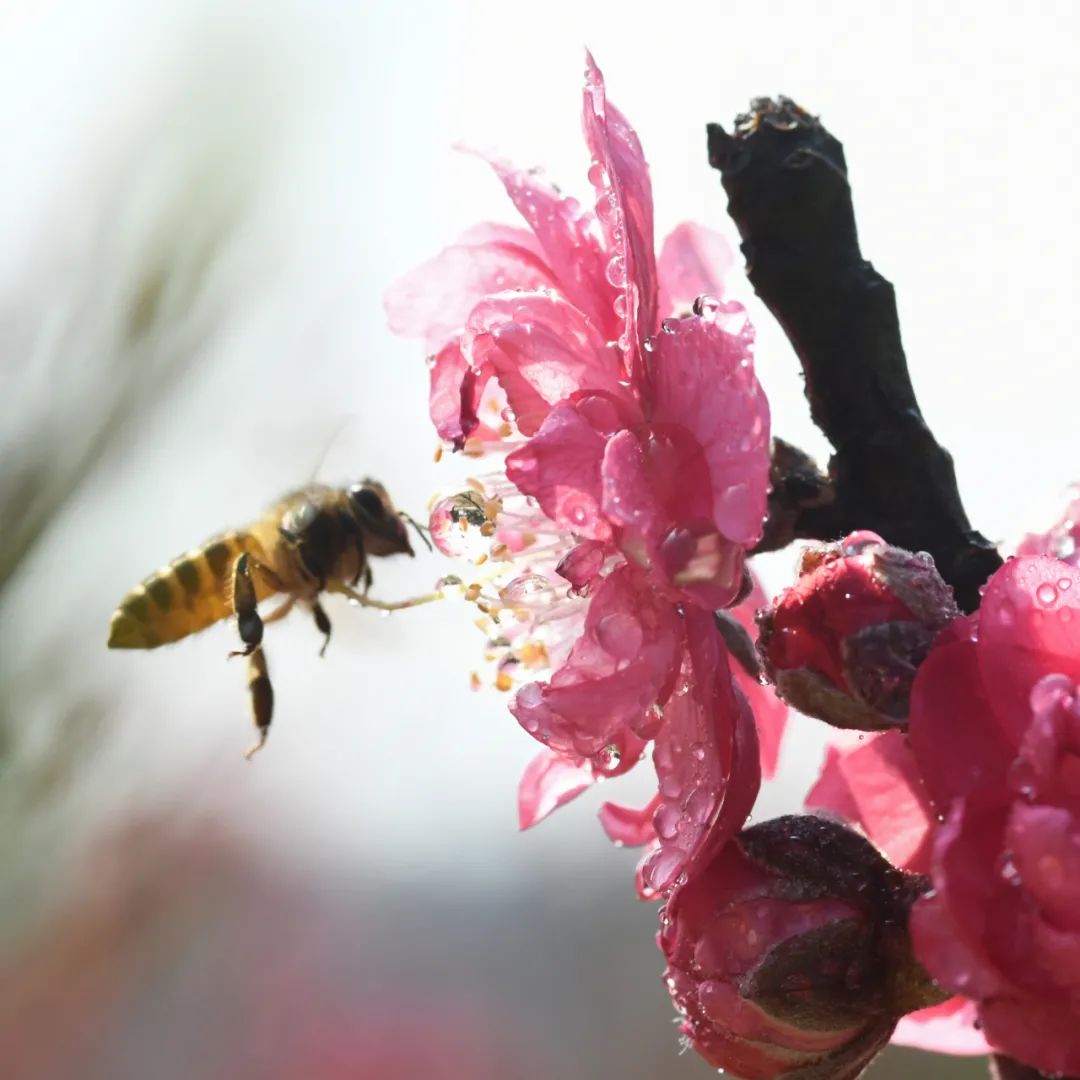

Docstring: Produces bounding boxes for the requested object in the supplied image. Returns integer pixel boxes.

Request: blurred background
[1,2,1074,1077]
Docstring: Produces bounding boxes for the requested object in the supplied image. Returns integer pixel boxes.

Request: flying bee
[108,479,437,758]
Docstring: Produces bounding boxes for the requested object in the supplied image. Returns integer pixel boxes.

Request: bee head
[347,479,414,557]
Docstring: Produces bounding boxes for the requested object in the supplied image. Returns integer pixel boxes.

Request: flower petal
[582,52,657,379]
[474,151,617,339]
[517,749,597,830]
[509,564,682,766]
[816,732,935,873]
[641,607,761,895]
[647,311,770,547]
[428,341,492,449]
[598,794,660,847]
[891,998,989,1056]
[656,222,734,315]
[978,556,1080,740]
[908,615,1015,810]
[466,291,626,435]
[505,400,612,541]
[385,236,554,349]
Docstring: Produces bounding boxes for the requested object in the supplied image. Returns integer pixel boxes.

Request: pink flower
[1016,485,1080,566]
[660,815,937,1078]
[903,555,1080,1075]
[389,54,772,892]
[758,532,958,731]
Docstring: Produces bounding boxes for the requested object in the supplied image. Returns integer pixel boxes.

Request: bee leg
[262,596,296,627]
[312,601,332,657]
[228,553,264,658]
[243,644,273,759]
[363,565,373,595]
[326,579,444,612]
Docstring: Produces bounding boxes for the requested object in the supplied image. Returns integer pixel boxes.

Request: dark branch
[709,99,1001,611]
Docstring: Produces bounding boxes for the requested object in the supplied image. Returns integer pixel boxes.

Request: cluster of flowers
[390,55,1080,1079]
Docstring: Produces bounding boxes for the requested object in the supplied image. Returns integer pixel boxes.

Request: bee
[108,479,436,757]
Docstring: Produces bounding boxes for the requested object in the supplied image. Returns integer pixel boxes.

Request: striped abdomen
[108,530,272,649]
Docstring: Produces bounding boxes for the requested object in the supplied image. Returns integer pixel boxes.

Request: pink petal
[1005,802,1080,929]
[978,556,1080,741]
[428,341,492,449]
[891,998,989,1056]
[641,607,761,895]
[385,237,554,349]
[465,291,627,436]
[979,996,1080,1076]
[581,53,658,380]
[730,574,788,779]
[840,732,935,873]
[805,745,861,824]
[908,615,1015,810]
[656,222,734,315]
[647,311,770,547]
[509,564,682,766]
[517,749,597,830]
[474,151,617,340]
[598,794,660,847]
[600,425,745,609]
[505,400,612,541]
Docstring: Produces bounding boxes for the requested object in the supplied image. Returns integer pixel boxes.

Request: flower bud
[660,815,944,1079]
[757,532,959,730]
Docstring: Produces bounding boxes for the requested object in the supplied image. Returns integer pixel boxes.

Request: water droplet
[691,743,706,761]
[596,612,644,659]
[587,160,609,189]
[1037,582,1059,606]
[692,294,721,318]
[1059,577,1073,591]
[605,256,627,287]
[660,318,676,335]
[613,294,628,318]
[596,744,622,771]
[643,336,655,353]
[500,573,556,608]
[429,492,493,559]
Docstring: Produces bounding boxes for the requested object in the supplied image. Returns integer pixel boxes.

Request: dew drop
[587,160,609,189]
[605,256,627,287]
[692,294,721,318]
[613,294,628,318]
[596,744,622,771]
[1059,577,1073,591]
[1037,582,1059,606]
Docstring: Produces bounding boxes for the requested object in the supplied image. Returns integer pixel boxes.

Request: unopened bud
[660,815,944,1079]
[757,532,959,730]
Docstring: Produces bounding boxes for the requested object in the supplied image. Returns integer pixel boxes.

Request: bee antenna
[399,511,434,553]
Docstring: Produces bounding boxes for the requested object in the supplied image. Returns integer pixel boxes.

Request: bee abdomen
[108,531,258,649]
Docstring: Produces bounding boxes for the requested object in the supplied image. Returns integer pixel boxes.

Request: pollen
[474,553,489,566]
[517,641,550,669]
[480,522,496,538]
[433,444,444,463]
[470,671,482,691]
[495,671,514,692]
[463,438,485,458]
[464,583,483,603]
[498,422,513,438]
[466,476,485,493]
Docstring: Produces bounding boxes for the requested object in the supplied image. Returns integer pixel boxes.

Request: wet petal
[504,401,612,541]
[474,151,617,339]
[466,291,626,435]
[428,341,493,450]
[908,616,1015,809]
[641,607,760,894]
[582,52,658,380]
[517,749,596,830]
[598,793,660,847]
[656,222,734,315]
[509,564,682,765]
[647,312,770,547]
[978,556,1080,738]
[385,236,554,348]
[1005,802,1080,929]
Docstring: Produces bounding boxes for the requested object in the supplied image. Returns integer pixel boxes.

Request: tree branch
[709,98,1001,611]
